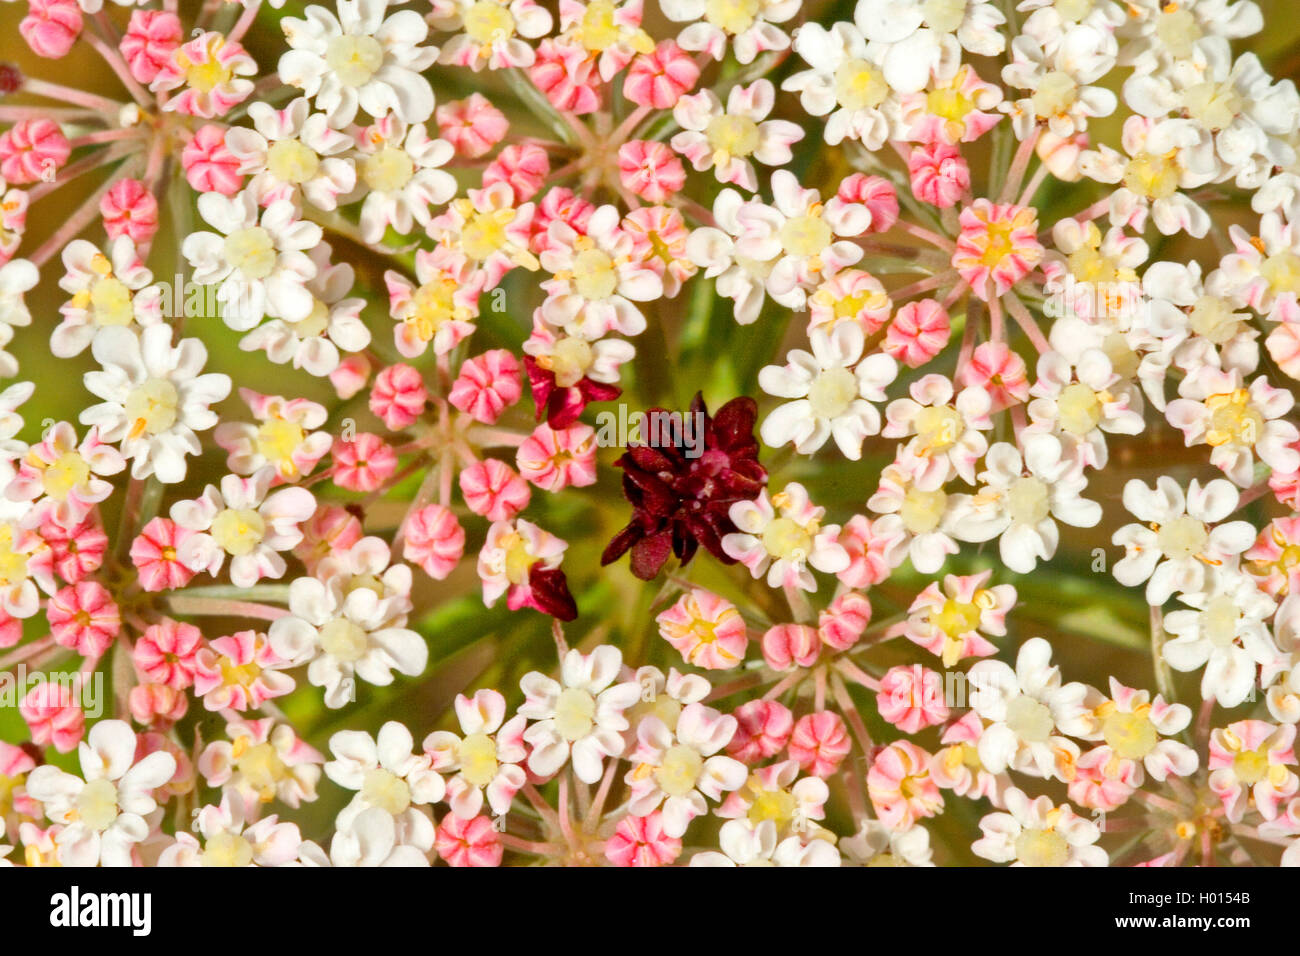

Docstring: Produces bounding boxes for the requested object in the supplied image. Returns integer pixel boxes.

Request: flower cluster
[0,0,1299,870]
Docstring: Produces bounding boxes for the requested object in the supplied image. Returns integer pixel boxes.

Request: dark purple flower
[602,393,766,580]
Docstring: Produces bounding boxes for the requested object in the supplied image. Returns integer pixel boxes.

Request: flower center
[362,146,415,194]
[1053,0,1093,20]
[656,744,704,798]
[409,277,460,340]
[1232,749,1269,786]
[806,366,858,420]
[183,38,232,93]
[1184,80,1242,131]
[922,0,967,32]
[577,0,622,51]
[554,687,597,741]
[1155,6,1202,59]
[219,654,263,692]
[89,276,135,327]
[464,1,516,43]
[1202,595,1241,648]
[761,516,814,562]
[325,34,384,87]
[75,778,120,832]
[1006,476,1050,525]
[201,832,254,867]
[548,336,595,388]
[706,114,761,159]
[501,532,536,585]
[223,226,277,279]
[1188,295,1239,343]
[1014,827,1069,867]
[124,377,179,439]
[293,298,331,337]
[1205,389,1263,447]
[256,417,306,469]
[361,767,412,814]
[900,486,948,534]
[461,209,511,261]
[1261,251,1300,297]
[704,0,759,34]
[1030,71,1078,119]
[931,597,982,638]
[913,404,963,453]
[1123,151,1180,200]
[834,59,889,111]
[235,740,287,793]
[779,214,832,259]
[211,507,267,556]
[1005,695,1054,743]
[267,138,321,185]
[747,786,795,826]
[0,525,29,585]
[1156,515,1208,561]
[1102,710,1158,759]
[1057,382,1103,435]
[571,248,620,301]
[42,451,90,500]
[319,617,369,663]
[459,733,500,787]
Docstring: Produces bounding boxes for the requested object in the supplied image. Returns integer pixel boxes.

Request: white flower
[782,23,892,148]
[1165,367,1300,487]
[1001,23,1117,139]
[80,325,232,484]
[325,722,445,833]
[182,191,322,331]
[25,720,176,867]
[625,702,748,837]
[239,242,372,376]
[1111,476,1255,604]
[53,237,163,359]
[224,98,357,211]
[867,458,960,574]
[355,115,457,243]
[672,79,803,191]
[689,818,841,866]
[1163,570,1278,707]
[159,795,302,867]
[971,787,1107,866]
[539,205,663,338]
[840,820,934,866]
[758,323,897,459]
[1142,259,1259,386]
[968,638,1095,780]
[519,645,641,783]
[424,689,528,819]
[299,806,431,866]
[1026,348,1145,470]
[948,434,1102,574]
[723,482,850,591]
[883,374,992,487]
[683,188,769,325]
[0,257,37,377]
[854,0,1005,94]
[430,0,553,70]
[171,466,317,588]
[734,170,868,310]
[269,574,428,708]
[278,0,438,128]
[660,0,799,63]
[1219,211,1300,324]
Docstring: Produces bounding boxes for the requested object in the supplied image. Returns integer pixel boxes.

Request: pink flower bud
[436,93,509,158]
[761,623,820,671]
[819,590,872,651]
[130,517,197,592]
[129,683,189,726]
[459,458,531,521]
[484,143,550,203]
[181,124,242,195]
[330,353,372,400]
[908,143,970,209]
[101,178,159,244]
[727,700,793,764]
[133,618,203,690]
[0,117,69,184]
[369,363,428,430]
[449,349,522,424]
[436,814,503,867]
[618,140,685,203]
[403,504,466,580]
[20,0,83,59]
[20,682,84,753]
[876,664,949,734]
[517,422,598,492]
[120,9,181,83]
[47,581,120,659]
[838,173,898,233]
[884,298,951,368]
[605,811,681,867]
[332,433,397,492]
[789,711,851,778]
[624,40,698,108]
